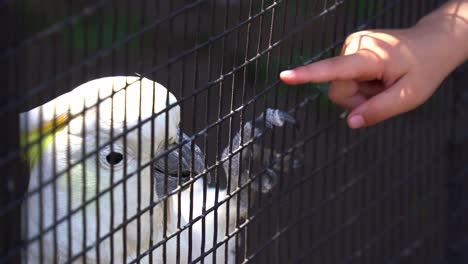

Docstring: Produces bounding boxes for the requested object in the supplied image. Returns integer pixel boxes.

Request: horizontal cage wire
[1,0,467,263]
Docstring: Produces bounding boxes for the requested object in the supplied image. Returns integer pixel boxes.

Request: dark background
[1,0,467,263]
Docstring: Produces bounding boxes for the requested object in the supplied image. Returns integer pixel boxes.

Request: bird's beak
[153,131,207,197]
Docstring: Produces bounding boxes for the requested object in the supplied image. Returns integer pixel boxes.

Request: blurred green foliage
[17,1,142,53]
[19,0,391,116]
[63,12,141,53]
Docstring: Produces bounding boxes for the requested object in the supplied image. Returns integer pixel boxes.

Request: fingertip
[347,114,366,129]
[279,70,297,84]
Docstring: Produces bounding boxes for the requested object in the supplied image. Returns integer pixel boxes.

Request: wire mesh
[1,0,467,263]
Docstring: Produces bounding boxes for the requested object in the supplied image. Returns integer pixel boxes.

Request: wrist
[397,10,466,88]
[416,0,468,62]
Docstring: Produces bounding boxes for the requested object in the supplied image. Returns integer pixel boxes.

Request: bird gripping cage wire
[1,0,467,263]
[11,75,300,263]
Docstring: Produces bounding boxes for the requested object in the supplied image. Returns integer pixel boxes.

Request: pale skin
[280,0,468,129]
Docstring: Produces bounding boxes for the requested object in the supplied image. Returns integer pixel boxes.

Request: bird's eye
[106,152,123,165]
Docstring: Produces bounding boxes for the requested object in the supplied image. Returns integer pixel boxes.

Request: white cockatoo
[19,76,299,263]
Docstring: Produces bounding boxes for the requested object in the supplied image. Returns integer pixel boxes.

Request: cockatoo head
[21,76,204,208]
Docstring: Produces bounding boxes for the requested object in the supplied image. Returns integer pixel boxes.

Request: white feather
[20,76,239,263]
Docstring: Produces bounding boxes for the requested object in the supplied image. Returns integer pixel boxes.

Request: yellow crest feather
[20,114,68,168]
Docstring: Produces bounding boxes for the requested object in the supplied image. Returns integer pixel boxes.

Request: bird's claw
[274,151,304,170]
[251,168,278,194]
[256,108,296,129]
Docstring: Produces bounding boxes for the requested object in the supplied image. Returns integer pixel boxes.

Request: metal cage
[1,0,467,263]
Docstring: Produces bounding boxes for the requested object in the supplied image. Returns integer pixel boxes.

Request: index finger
[280,50,383,85]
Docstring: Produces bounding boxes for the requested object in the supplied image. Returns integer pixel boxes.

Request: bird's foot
[254,108,297,130]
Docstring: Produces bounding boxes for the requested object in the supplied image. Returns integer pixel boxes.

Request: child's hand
[280,1,468,129]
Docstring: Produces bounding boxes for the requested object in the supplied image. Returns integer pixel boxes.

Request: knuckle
[346,31,370,43]
[327,57,347,73]
[327,83,346,104]
[327,87,341,102]
[325,57,340,71]
[314,59,338,81]
[343,31,373,55]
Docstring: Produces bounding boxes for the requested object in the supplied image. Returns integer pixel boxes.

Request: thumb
[347,78,414,128]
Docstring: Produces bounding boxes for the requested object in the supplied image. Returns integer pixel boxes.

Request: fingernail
[280,70,294,79]
[348,115,365,129]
